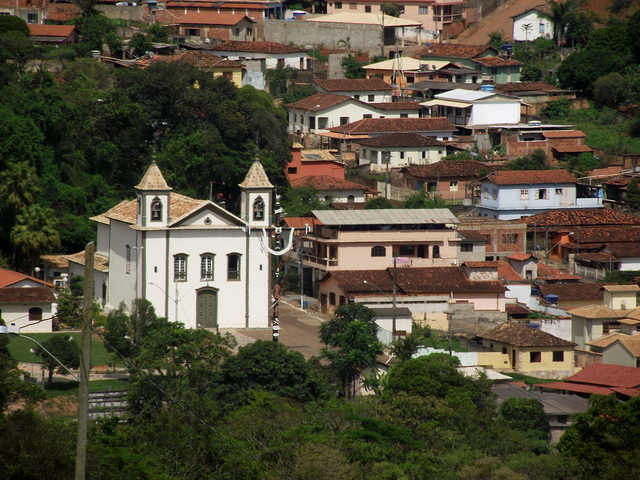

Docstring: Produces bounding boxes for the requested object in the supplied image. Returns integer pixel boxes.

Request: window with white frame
[174,254,188,282]
[201,254,214,281]
[419,6,429,14]
[450,180,459,191]
[520,189,529,200]
[228,253,241,280]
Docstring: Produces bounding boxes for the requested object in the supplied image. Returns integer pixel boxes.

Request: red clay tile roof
[329,202,370,210]
[415,44,496,59]
[64,251,109,273]
[369,102,422,110]
[290,175,371,192]
[605,242,640,258]
[28,24,76,37]
[213,40,305,54]
[177,12,254,25]
[508,252,533,261]
[327,266,505,297]
[479,321,575,347]
[402,159,487,178]
[498,261,524,282]
[543,130,586,138]
[472,57,523,67]
[574,226,640,243]
[464,261,500,268]
[537,283,605,302]
[505,303,532,315]
[285,92,352,110]
[536,381,618,396]
[563,362,640,388]
[0,269,46,288]
[576,252,619,263]
[149,50,244,68]
[359,132,445,148]
[552,145,593,153]
[536,263,581,281]
[327,117,455,134]
[483,170,576,185]
[40,255,69,268]
[314,78,392,92]
[0,287,56,304]
[514,209,640,227]
[458,230,486,241]
[283,217,315,230]
[496,82,558,92]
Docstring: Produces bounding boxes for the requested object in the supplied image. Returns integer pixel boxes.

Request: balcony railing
[303,254,338,267]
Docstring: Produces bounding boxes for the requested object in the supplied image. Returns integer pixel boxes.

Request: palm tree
[11,204,61,273]
[548,0,578,46]
[0,161,40,215]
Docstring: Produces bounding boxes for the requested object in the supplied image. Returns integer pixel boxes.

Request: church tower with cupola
[239,156,274,228]
[135,160,172,227]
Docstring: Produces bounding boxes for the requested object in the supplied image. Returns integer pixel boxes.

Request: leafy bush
[521,65,542,82]
[604,270,640,284]
[541,98,570,120]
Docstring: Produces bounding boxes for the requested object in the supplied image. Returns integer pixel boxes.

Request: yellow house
[602,284,640,310]
[146,51,245,89]
[478,322,576,379]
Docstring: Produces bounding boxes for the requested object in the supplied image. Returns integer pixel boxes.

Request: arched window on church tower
[253,197,264,221]
[151,197,163,222]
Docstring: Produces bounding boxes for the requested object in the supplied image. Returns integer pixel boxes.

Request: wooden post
[75,242,94,480]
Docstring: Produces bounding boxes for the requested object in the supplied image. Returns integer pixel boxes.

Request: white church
[70,158,275,329]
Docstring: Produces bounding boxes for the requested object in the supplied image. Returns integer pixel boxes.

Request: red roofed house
[478,321,576,378]
[507,252,537,280]
[359,133,447,172]
[159,0,281,26]
[287,145,345,181]
[0,268,56,333]
[289,175,377,204]
[401,159,488,200]
[28,24,78,44]
[177,13,256,42]
[314,78,393,103]
[536,363,640,399]
[0,0,46,24]
[476,169,603,220]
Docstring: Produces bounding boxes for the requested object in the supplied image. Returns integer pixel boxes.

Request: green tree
[365,196,394,209]
[488,31,505,50]
[564,11,593,47]
[341,55,366,79]
[498,397,551,451]
[11,204,61,272]
[401,190,446,208]
[380,2,402,17]
[319,303,384,399]
[0,161,40,215]
[36,334,80,385]
[547,0,578,46]
[213,340,329,407]
[566,152,599,177]
[630,8,640,63]
[593,73,625,108]
[625,179,640,209]
[520,64,542,82]
[0,15,30,36]
[508,149,549,170]
[540,98,570,120]
[281,185,327,216]
[390,331,428,362]
[264,64,298,98]
[74,13,122,55]
[147,23,168,43]
[129,32,152,57]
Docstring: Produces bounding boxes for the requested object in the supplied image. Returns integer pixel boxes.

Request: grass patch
[503,373,558,385]
[7,332,124,368]
[44,378,130,399]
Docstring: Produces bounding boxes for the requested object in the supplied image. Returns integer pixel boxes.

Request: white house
[358,132,446,171]
[476,170,603,220]
[289,175,376,203]
[0,287,57,334]
[209,40,307,90]
[287,92,420,145]
[314,78,393,103]
[512,7,553,42]
[82,159,274,330]
[422,88,521,129]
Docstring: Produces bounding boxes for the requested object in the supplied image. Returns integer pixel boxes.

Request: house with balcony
[359,133,447,172]
[177,13,256,42]
[422,88,522,134]
[297,208,460,291]
[401,159,488,200]
[415,44,498,69]
[475,170,603,220]
[363,57,458,93]
[314,78,393,103]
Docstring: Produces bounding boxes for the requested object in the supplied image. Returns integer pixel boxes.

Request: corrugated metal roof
[311,208,459,226]
[436,89,495,102]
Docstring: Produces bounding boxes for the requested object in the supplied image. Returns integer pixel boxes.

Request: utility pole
[75,242,94,480]
[392,256,397,341]
[272,199,283,342]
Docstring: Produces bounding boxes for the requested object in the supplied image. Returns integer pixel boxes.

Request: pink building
[286,145,345,181]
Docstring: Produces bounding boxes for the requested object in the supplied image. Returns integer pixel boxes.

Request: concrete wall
[97,5,145,22]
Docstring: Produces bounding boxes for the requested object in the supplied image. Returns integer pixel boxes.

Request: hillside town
[2,0,640,478]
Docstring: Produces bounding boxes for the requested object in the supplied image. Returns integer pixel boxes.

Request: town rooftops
[472,56,523,67]
[415,43,497,58]
[606,242,640,258]
[64,251,110,273]
[306,11,421,27]
[92,193,206,226]
[28,24,76,37]
[327,117,455,134]
[290,175,373,192]
[495,81,560,93]
[369,102,422,111]
[572,225,640,243]
[0,287,56,304]
[481,169,577,185]
[568,304,622,319]
[402,159,486,177]
[508,252,533,261]
[212,40,305,54]
[479,321,575,347]
[559,362,640,388]
[314,78,392,92]
[464,261,501,268]
[147,50,244,68]
[177,12,255,24]
[602,284,640,293]
[0,269,47,288]
[311,208,459,226]
[359,133,445,148]
[542,130,586,138]
[587,332,640,356]
[537,283,605,302]
[285,92,353,111]
[514,208,640,227]
[536,263,581,282]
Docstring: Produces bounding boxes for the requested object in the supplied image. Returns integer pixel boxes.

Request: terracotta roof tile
[290,175,371,192]
[0,287,56,304]
[458,230,486,241]
[0,268,46,287]
[542,130,586,138]
[505,303,532,315]
[359,132,445,148]
[536,381,617,396]
[536,263,581,281]
[64,251,109,273]
[569,304,621,319]
[472,56,523,67]
[514,209,640,227]
[40,255,69,268]
[575,226,640,243]
[177,12,255,25]
[498,261,524,282]
[464,261,500,268]
[28,24,76,37]
[149,51,244,68]
[402,159,487,178]
[329,201,369,210]
[508,252,533,261]
[369,101,422,110]
[213,40,305,54]
[496,82,557,93]
[606,242,640,258]
[479,321,575,347]
[327,117,455,134]
[239,158,274,189]
[285,92,352,110]
[538,283,605,302]
[314,78,391,92]
[552,144,593,153]
[482,170,576,185]
[136,161,171,191]
[563,362,640,388]
[416,43,496,59]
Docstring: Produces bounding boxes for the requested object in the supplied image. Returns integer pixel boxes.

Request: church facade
[86,159,273,329]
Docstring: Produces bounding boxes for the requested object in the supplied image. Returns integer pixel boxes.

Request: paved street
[221,295,329,359]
